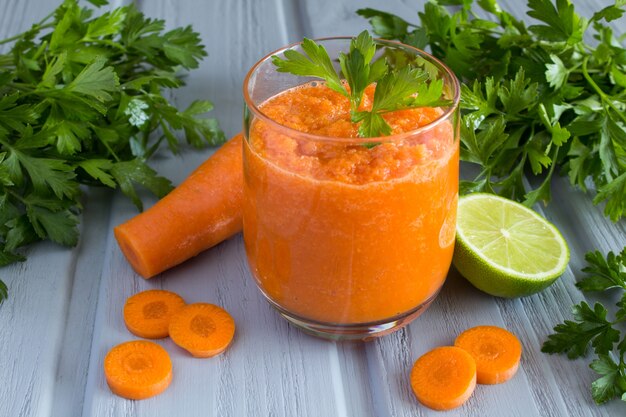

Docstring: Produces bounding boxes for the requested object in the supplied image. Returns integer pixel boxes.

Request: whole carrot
[114,134,243,278]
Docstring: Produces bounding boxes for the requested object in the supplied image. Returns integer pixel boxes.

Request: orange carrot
[123,290,186,339]
[168,303,235,358]
[454,325,522,385]
[410,346,476,411]
[104,340,172,400]
[114,134,243,278]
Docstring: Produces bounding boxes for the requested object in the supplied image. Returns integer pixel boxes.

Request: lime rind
[453,193,570,298]
[457,196,569,278]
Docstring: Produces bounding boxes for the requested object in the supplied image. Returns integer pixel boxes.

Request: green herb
[358,0,626,221]
[0,279,6,305]
[0,0,224,296]
[542,248,626,404]
[271,30,451,138]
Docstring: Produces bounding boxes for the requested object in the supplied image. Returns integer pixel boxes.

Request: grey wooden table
[1,0,626,416]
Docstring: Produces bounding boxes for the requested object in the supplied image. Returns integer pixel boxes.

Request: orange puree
[243,83,458,324]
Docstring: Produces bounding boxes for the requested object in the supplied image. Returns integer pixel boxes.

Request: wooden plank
[49,188,113,417]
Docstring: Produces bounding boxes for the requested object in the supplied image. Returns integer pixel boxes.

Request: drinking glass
[242,37,460,340]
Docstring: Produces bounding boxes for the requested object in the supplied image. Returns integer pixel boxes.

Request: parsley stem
[0,19,55,46]
[582,56,626,127]
[101,139,121,163]
[0,33,26,46]
[570,69,600,74]
[85,39,126,52]
[4,188,27,205]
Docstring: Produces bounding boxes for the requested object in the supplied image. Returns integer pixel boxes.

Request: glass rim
[242,36,461,143]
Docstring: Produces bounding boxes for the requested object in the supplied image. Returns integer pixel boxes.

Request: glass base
[261,290,440,341]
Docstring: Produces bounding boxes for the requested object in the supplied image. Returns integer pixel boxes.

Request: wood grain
[0,0,625,416]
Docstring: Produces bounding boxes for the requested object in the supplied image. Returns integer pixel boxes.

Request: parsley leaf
[543,249,626,404]
[272,38,346,97]
[110,159,172,211]
[0,94,38,134]
[527,0,583,44]
[339,32,386,110]
[77,159,116,188]
[542,301,620,358]
[162,26,207,69]
[359,0,626,220]
[84,8,127,39]
[356,9,412,39]
[65,57,119,103]
[577,249,626,292]
[590,354,626,404]
[594,172,626,222]
[545,54,569,89]
[9,150,80,200]
[0,0,224,299]
[272,31,451,138]
[27,206,79,247]
[371,67,426,111]
[352,111,391,138]
[592,4,626,23]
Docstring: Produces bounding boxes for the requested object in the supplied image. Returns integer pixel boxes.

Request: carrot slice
[410,346,476,411]
[168,303,235,358]
[104,340,172,400]
[454,325,522,384]
[123,289,186,339]
[114,134,243,278]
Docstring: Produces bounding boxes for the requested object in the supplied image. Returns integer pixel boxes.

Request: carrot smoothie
[243,82,459,325]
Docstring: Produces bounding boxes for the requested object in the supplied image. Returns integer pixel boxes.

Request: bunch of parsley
[542,248,626,404]
[358,0,626,221]
[0,0,224,302]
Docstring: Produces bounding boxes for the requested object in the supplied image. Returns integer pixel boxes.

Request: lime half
[453,193,569,298]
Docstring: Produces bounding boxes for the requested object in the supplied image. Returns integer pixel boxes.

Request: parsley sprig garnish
[0,0,224,302]
[271,31,452,138]
[358,0,626,221]
[542,248,626,404]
